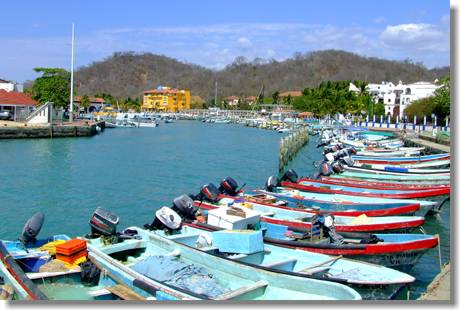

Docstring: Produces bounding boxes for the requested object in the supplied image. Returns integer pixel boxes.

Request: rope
[437,235,442,271]
[437,196,450,211]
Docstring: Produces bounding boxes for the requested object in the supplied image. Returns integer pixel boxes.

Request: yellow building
[142,86,190,112]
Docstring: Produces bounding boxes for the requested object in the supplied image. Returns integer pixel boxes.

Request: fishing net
[132,255,229,298]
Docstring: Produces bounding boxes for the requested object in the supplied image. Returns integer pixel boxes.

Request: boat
[353,159,450,170]
[315,177,450,191]
[281,180,450,199]
[212,176,426,216]
[343,164,450,176]
[195,196,425,234]
[0,213,123,301]
[356,148,424,157]
[352,153,450,165]
[146,220,414,300]
[86,226,362,300]
[185,213,437,272]
[230,192,422,217]
[331,170,450,183]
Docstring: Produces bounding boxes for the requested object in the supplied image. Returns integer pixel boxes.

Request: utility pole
[69,23,75,122]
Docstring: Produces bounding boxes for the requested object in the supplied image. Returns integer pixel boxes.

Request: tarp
[132,255,229,298]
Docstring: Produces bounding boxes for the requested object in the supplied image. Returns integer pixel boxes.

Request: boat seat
[298,266,332,275]
[106,284,146,301]
[228,253,249,260]
[263,259,297,270]
[213,280,269,300]
[199,246,219,253]
[167,234,201,241]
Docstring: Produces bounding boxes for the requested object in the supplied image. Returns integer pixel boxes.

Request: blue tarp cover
[132,255,229,298]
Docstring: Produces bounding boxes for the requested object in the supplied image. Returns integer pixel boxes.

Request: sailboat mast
[214,80,218,107]
[69,23,75,122]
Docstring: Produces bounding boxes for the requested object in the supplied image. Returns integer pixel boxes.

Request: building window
[388,99,391,102]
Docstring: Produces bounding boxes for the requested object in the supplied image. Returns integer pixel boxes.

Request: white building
[0,78,24,92]
[350,80,440,119]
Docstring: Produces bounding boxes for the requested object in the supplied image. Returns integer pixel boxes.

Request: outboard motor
[331,161,345,173]
[316,142,328,148]
[319,162,333,176]
[218,177,239,196]
[323,215,344,245]
[265,175,279,192]
[20,212,45,244]
[325,152,335,162]
[172,194,197,220]
[89,207,119,237]
[280,169,299,183]
[323,147,334,155]
[340,156,355,167]
[145,207,182,233]
[200,183,221,203]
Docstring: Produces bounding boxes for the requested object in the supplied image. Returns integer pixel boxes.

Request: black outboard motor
[316,142,328,148]
[314,214,344,245]
[171,194,197,220]
[340,156,355,167]
[265,175,279,192]
[280,169,299,183]
[89,207,119,237]
[20,212,45,244]
[200,183,221,203]
[331,161,345,173]
[218,177,239,196]
[145,207,182,234]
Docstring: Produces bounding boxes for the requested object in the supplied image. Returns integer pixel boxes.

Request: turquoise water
[0,121,450,299]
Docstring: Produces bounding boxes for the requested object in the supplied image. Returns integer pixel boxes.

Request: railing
[25,102,52,123]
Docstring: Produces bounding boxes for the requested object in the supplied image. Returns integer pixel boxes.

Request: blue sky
[0,0,451,82]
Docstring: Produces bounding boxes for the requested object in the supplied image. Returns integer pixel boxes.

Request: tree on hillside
[433,76,450,118]
[31,68,71,108]
[272,91,280,104]
[80,95,90,112]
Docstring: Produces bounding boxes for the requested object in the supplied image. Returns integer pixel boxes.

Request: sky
[0,0,451,83]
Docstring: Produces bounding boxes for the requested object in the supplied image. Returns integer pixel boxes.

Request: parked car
[0,111,12,120]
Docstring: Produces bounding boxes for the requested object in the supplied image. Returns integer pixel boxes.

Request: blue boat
[150,223,415,300]
[352,153,450,164]
[257,188,439,213]
[231,192,423,217]
[86,226,362,300]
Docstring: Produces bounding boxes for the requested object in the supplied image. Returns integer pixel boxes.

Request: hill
[74,50,449,102]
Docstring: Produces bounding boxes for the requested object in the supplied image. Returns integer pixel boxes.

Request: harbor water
[0,121,450,299]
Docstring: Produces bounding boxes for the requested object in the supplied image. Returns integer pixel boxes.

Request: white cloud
[380,23,449,52]
[374,16,385,24]
[237,37,252,47]
[0,21,450,82]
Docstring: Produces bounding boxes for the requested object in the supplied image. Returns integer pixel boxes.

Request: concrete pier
[0,120,105,139]
[419,263,451,301]
[279,127,309,172]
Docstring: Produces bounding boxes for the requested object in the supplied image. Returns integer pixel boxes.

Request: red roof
[0,90,38,106]
[224,96,239,100]
[74,96,106,103]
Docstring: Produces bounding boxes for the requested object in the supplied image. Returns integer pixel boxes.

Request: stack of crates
[55,239,87,264]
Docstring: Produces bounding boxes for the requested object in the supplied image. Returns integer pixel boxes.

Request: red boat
[316,177,450,191]
[281,180,450,199]
[195,200,425,233]
[185,221,438,271]
[218,192,421,217]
